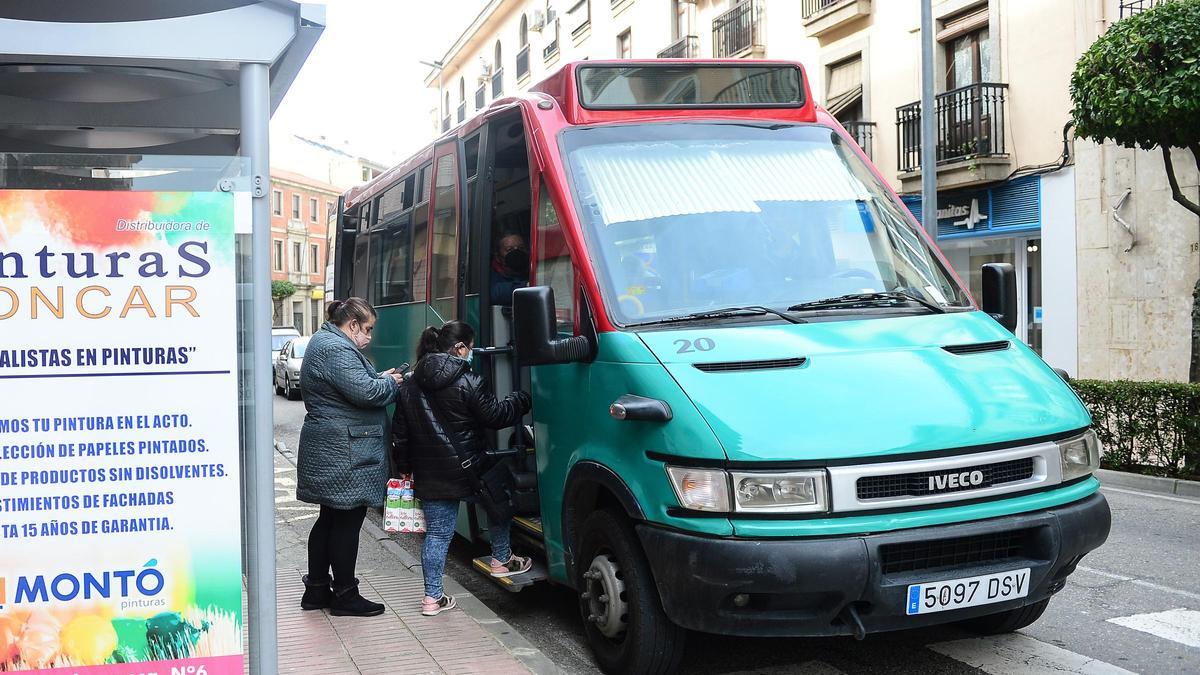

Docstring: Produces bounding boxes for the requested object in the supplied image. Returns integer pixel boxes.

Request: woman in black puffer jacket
[391,320,532,616]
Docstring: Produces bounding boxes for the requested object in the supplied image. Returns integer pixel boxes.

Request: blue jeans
[421,500,513,600]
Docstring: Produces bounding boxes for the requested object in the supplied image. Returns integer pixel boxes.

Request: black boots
[301,575,332,611]
[330,579,385,617]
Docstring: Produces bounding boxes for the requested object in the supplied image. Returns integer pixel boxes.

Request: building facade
[427,0,1198,382]
[270,169,341,334]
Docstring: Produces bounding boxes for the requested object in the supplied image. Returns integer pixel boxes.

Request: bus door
[465,110,546,565]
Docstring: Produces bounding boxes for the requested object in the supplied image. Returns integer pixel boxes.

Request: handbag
[422,389,521,523]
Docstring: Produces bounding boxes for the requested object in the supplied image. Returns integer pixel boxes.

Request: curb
[1098,468,1200,499]
[275,440,560,675]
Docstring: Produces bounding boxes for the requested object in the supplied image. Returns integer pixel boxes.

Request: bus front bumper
[636,492,1110,637]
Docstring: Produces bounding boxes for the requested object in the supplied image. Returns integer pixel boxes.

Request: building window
[827,55,872,159]
[517,15,531,80]
[572,0,592,38]
[273,240,283,272]
[327,200,336,219]
[939,6,991,89]
[361,166,372,182]
[492,40,504,98]
[292,241,303,272]
[310,244,319,273]
[272,190,282,216]
[617,29,632,59]
[291,193,300,220]
[308,197,317,222]
[311,298,320,335]
[672,0,689,41]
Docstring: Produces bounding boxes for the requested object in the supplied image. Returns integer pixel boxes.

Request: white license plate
[905,568,1030,615]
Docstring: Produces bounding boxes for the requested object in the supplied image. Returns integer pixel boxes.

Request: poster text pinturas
[0,241,212,320]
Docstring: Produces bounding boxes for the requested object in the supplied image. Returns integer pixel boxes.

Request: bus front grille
[856,457,1035,501]
[879,528,1032,575]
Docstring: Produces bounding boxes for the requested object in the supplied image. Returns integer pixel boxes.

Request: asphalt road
[275,396,1199,674]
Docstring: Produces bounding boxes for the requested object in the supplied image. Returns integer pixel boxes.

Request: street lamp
[421,59,445,131]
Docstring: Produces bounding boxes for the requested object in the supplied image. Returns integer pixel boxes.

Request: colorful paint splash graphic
[0,191,234,256]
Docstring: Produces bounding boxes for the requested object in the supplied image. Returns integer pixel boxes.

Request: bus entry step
[471,555,548,592]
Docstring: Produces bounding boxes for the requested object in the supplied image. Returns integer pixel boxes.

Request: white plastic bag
[384,474,425,533]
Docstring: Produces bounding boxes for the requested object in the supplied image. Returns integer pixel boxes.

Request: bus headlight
[731,470,829,513]
[665,466,730,512]
[1058,429,1102,481]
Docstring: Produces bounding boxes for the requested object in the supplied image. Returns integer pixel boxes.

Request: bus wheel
[960,598,1050,635]
[576,509,686,675]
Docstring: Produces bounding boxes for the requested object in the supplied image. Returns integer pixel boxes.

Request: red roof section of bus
[531,59,818,126]
[344,60,818,209]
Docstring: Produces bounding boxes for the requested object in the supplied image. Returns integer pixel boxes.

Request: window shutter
[825,56,863,116]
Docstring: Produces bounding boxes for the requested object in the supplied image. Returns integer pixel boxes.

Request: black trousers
[307,504,368,588]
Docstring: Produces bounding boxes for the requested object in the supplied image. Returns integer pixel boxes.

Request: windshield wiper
[787,292,946,314]
[631,305,806,327]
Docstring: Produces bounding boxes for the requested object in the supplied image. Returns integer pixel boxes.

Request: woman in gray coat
[296,297,403,617]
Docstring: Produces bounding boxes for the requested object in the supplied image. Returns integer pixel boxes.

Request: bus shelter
[0,2,323,673]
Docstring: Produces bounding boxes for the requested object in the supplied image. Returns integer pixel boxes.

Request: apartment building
[426,0,1199,382]
[270,169,341,334]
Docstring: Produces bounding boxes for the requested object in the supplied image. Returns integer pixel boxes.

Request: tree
[271,280,295,325]
[1070,0,1200,381]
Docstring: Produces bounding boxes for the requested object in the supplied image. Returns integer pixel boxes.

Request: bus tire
[576,509,686,675]
[959,597,1050,635]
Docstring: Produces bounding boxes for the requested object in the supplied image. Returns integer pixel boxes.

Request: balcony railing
[544,39,559,60]
[657,35,699,59]
[801,0,845,19]
[441,116,450,132]
[456,102,465,123]
[895,82,1008,173]
[516,45,530,80]
[712,0,763,58]
[842,121,875,160]
[475,84,486,109]
[491,69,504,98]
[1119,0,1167,18]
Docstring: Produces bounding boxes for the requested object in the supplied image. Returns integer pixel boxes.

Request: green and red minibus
[334,61,1109,674]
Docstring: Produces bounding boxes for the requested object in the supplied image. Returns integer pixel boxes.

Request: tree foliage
[271,280,296,300]
[1071,0,1200,150]
[1071,0,1200,216]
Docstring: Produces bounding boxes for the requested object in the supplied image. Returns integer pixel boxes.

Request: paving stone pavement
[267,443,546,675]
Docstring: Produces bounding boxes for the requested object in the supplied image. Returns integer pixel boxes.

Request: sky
[271,0,487,167]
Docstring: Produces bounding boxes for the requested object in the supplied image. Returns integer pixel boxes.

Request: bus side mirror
[981,263,1017,333]
[513,286,592,366]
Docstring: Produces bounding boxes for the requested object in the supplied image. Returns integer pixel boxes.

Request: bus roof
[344,59,817,210]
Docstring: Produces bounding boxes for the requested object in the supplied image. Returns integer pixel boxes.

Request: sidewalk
[271,444,554,674]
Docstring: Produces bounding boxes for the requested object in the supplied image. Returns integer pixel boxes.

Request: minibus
[334,61,1110,675]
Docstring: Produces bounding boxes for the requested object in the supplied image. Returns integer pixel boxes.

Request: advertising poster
[0,191,243,674]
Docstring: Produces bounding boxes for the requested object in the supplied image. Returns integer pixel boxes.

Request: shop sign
[0,190,244,674]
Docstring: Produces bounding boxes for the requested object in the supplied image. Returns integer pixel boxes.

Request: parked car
[274,336,309,400]
[271,326,300,363]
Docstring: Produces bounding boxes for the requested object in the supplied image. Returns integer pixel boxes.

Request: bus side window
[412,164,432,303]
[430,150,460,320]
[535,183,574,336]
[464,134,482,297]
[351,203,371,298]
[374,177,415,305]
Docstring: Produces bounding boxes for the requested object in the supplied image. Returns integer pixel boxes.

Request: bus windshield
[560,123,971,326]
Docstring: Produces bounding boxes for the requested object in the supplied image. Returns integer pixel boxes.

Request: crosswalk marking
[929,634,1136,675]
[1077,566,1200,602]
[1107,608,1200,649]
